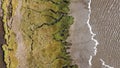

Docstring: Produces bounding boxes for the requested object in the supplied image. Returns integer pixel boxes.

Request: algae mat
[1,0,78,68]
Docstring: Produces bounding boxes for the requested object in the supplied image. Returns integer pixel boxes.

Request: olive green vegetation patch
[2,32,18,68]
[2,0,18,68]
[53,16,74,41]
[2,0,78,68]
[21,0,78,68]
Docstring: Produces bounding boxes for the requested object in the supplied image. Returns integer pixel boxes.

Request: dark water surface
[0,19,6,68]
[69,0,120,68]
[90,0,120,68]
[0,0,6,68]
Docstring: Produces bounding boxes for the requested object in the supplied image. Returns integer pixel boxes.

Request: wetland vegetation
[1,0,78,68]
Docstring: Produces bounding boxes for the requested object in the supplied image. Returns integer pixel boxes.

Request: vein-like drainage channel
[0,0,6,68]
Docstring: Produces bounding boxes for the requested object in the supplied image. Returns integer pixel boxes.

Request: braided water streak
[87,0,99,66]
[100,59,114,68]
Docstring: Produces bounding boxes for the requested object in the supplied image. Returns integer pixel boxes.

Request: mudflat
[68,0,95,68]
[69,0,120,68]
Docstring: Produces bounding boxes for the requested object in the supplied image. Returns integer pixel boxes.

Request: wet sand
[69,0,120,68]
[68,0,95,68]
[90,0,120,68]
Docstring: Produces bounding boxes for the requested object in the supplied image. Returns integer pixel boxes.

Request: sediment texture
[2,0,77,68]
[90,0,120,68]
[68,0,94,68]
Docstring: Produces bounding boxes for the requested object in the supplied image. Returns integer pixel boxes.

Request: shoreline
[68,0,95,68]
[90,0,120,68]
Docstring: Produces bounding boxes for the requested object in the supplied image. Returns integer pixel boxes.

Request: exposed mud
[68,0,95,68]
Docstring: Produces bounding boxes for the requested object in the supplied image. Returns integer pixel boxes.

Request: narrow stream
[0,0,7,68]
[0,17,6,68]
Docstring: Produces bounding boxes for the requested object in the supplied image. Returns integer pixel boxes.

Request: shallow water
[69,0,120,68]
[90,0,120,68]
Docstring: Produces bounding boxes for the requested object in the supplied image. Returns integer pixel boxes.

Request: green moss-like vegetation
[2,0,78,68]
[2,0,18,68]
[2,31,18,68]
[21,0,78,68]
[53,16,74,41]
